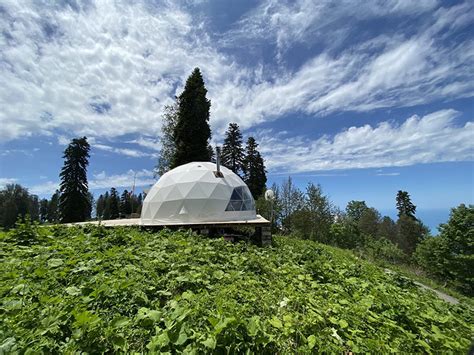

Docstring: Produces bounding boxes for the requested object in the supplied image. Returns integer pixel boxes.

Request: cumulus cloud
[256,109,474,173]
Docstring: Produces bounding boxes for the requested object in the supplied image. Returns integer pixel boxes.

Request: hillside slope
[1,226,473,353]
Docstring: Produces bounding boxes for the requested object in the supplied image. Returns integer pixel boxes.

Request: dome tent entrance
[140,162,266,226]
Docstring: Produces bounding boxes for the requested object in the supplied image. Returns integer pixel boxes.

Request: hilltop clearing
[1,226,472,353]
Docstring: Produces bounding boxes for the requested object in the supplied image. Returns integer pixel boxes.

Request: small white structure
[140,162,260,225]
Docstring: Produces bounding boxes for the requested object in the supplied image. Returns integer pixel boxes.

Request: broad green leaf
[307,335,316,349]
[339,320,348,329]
[48,259,63,268]
[269,316,283,329]
[112,317,130,328]
[202,336,216,349]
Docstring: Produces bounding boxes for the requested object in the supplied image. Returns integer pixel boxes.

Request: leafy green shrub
[415,204,473,296]
[7,215,39,245]
[328,222,364,249]
[363,237,407,264]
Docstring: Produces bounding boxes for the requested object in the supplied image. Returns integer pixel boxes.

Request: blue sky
[0,0,473,231]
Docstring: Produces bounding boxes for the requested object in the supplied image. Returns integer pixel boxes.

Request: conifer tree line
[156,68,267,199]
[95,189,143,220]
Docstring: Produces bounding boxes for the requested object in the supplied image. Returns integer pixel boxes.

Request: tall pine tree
[172,68,211,167]
[96,194,105,220]
[109,188,120,219]
[59,137,91,223]
[396,190,417,219]
[221,123,245,175]
[243,137,267,199]
[120,190,132,217]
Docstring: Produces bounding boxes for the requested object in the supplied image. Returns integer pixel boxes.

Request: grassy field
[1,225,473,353]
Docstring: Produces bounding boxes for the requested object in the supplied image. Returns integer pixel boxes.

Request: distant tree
[438,204,472,293]
[208,145,216,163]
[377,216,397,241]
[103,191,111,220]
[243,137,267,199]
[120,190,132,217]
[255,183,282,233]
[109,188,120,219]
[86,192,94,220]
[415,204,473,295]
[280,177,305,233]
[96,194,105,220]
[395,215,429,255]
[293,183,333,242]
[0,184,39,229]
[156,100,179,176]
[39,199,49,223]
[58,137,91,223]
[221,123,245,175]
[172,68,212,168]
[29,195,40,222]
[358,207,381,237]
[135,193,143,214]
[47,190,60,223]
[396,190,416,219]
[346,200,369,222]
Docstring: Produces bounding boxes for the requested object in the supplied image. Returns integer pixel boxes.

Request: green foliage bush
[7,215,40,245]
[415,204,473,296]
[362,237,407,265]
[0,226,472,353]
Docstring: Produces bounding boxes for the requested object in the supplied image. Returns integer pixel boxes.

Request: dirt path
[384,268,459,305]
[413,281,459,305]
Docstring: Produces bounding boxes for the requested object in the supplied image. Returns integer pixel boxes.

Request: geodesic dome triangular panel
[140,162,257,225]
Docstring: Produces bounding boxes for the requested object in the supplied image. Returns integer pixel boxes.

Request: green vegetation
[1,225,472,353]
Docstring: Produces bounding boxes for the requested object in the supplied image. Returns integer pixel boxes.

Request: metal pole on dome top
[216,146,221,173]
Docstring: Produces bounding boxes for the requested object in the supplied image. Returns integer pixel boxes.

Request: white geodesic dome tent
[140,162,258,225]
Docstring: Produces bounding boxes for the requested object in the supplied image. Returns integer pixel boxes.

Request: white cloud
[127,136,161,151]
[90,169,156,190]
[0,0,472,143]
[376,172,401,176]
[255,109,474,173]
[221,0,439,58]
[0,177,17,187]
[94,143,153,158]
[26,169,156,195]
[29,181,59,195]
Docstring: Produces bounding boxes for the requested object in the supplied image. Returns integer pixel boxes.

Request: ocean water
[379,208,451,235]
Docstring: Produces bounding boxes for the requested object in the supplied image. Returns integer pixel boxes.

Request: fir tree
[172,68,211,167]
[396,190,416,219]
[109,188,120,219]
[120,190,132,217]
[103,191,111,220]
[47,190,60,223]
[96,194,105,220]
[243,137,267,199]
[221,123,245,175]
[58,137,91,223]
[39,199,49,223]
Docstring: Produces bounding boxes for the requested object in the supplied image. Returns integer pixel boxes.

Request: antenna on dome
[214,146,224,178]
